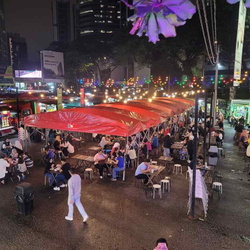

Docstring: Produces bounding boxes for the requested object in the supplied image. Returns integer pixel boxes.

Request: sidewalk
[0,124,250,249]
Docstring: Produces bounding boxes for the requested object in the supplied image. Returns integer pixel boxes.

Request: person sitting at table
[135,160,152,184]
[44,158,56,187]
[66,133,74,145]
[10,147,19,159]
[179,146,188,161]
[1,139,12,156]
[23,152,34,172]
[60,139,69,157]
[189,156,203,170]
[14,156,27,181]
[94,150,110,179]
[53,138,61,151]
[99,135,112,150]
[44,147,55,162]
[111,152,125,181]
[0,154,10,184]
[53,159,71,191]
[111,147,119,159]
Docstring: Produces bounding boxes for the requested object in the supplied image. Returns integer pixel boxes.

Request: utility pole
[212,48,219,127]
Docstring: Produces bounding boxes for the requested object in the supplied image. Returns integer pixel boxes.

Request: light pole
[212,48,220,127]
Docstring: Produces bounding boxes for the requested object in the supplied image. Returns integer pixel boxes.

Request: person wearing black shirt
[234,122,244,142]
[217,119,224,129]
[163,134,172,157]
[53,160,71,191]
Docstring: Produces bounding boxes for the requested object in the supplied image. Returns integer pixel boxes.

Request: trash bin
[208,146,218,166]
[14,182,34,215]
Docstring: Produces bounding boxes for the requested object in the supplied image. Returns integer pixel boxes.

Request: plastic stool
[160,179,170,193]
[84,168,93,180]
[152,184,162,199]
[218,148,225,157]
[173,164,182,174]
[212,182,222,194]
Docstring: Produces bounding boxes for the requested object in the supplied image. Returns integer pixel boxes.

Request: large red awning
[93,106,159,128]
[96,103,162,124]
[24,97,194,136]
[24,107,147,137]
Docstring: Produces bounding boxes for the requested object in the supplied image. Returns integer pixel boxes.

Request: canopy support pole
[123,136,128,181]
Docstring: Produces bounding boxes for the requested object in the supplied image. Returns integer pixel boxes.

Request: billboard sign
[233,0,246,87]
[41,50,64,83]
[0,66,14,85]
[15,70,42,78]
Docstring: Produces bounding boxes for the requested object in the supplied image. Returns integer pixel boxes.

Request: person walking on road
[65,168,89,223]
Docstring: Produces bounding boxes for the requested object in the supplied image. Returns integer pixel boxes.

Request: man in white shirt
[135,160,151,184]
[0,156,10,184]
[65,168,89,223]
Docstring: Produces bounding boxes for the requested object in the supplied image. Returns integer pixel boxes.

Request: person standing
[163,134,172,157]
[65,168,89,223]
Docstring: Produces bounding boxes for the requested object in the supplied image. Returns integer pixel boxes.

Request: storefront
[230,99,250,124]
[0,110,15,136]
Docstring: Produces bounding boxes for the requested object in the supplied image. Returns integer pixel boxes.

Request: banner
[233,0,246,86]
[80,88,85,107]
[57,88,63,110]
[0,66,14,86]
[41,50,65,83]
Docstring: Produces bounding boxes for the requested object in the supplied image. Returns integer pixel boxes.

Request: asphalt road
[0,124,250,250]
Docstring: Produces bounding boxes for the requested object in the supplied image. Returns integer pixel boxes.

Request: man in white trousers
[65,168,89,223]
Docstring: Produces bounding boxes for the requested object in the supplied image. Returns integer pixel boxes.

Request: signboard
[0,66,14,85]
[15,70,42,79]
[80,88,85,107]
[57,88,63,110]
[41,50,64,83]
[233,0,246,87]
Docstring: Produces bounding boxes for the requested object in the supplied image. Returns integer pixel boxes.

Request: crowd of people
[0,138,33,185]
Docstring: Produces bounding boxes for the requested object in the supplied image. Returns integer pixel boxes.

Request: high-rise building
[0,0,8,66]
[78,0,131,37]
[52,0,79,43]
[8,33,28,70]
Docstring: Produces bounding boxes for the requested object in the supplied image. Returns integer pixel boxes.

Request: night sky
[4,0,53,64]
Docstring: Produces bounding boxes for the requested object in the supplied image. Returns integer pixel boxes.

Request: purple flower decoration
[227,0,250,7]
[123,0,196,43]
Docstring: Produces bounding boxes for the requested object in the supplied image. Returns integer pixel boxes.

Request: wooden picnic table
[87,146,101,156]
[158,156,173,168]
[145,166,165,186]
[71,154,94,169]
[171,142,184,150]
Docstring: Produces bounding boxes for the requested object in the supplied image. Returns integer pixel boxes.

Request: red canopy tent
[24,107,148,137]
[96,103,162,124]
[24,97,194,136]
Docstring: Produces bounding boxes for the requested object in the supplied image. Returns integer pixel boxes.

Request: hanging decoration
[121,0,196,43]
[227,0,250,8]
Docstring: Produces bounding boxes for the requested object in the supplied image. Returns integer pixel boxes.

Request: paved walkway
[0,124,250,250]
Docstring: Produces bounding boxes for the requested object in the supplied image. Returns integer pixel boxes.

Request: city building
[52,0,79,43]
[0,0,8,66]
[78,0,131,37]
[7,33,28,70]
